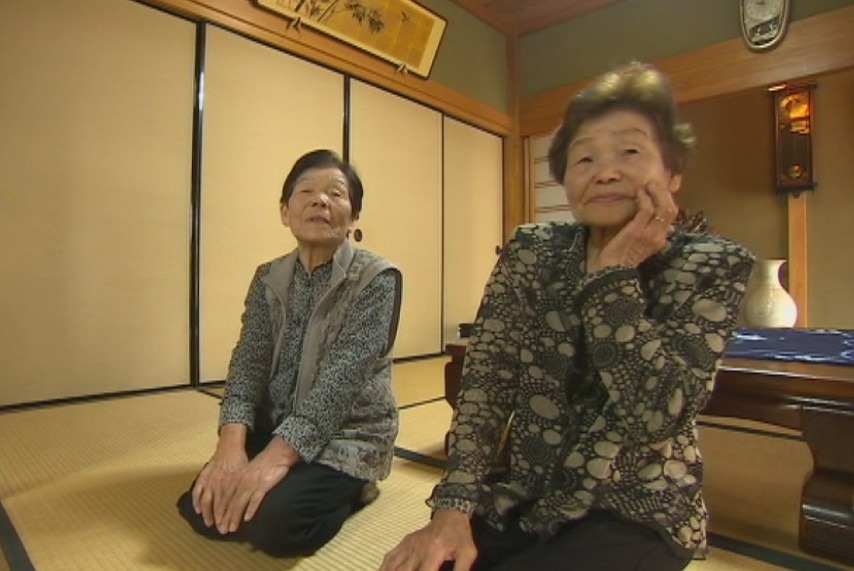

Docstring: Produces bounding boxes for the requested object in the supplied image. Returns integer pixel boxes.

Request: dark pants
[176,429,366,557]
[441,511,692,571]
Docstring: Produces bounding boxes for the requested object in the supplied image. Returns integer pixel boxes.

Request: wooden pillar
[788,193,809,327]
[503,32,526,241]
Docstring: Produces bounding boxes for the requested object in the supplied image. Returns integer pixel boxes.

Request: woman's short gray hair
[548,61,696,183]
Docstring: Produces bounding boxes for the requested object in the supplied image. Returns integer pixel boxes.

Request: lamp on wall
[771,83,817,195]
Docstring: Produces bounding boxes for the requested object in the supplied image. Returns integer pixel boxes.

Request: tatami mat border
[0,385,190,415]
[394,447,446,470]
[399,396,446,410]
[0,500,34,571]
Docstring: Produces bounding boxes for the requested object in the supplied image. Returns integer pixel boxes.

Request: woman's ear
[668,173,683,193]
[280,203,290,227]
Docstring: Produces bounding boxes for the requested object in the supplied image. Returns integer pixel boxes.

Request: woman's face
[562,108,681,229]
[280,166,356,248]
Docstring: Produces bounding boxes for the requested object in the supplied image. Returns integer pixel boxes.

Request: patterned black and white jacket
[219,240,402,482]
[429,222,754,557]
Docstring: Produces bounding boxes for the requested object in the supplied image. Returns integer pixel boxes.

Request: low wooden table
[443,343,854,566]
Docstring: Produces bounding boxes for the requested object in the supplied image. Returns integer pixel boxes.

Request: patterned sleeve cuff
[218,402,256,432]
[426,480,482,514]
[273,414,323,461]
[426,494,477,516]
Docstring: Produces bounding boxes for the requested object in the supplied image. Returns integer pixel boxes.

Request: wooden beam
[503,33,526,240]
[788,193,809,327]
[513,0,627,37]
[443,0,515,36]
[519,4,854,136]
[141,0,513,135]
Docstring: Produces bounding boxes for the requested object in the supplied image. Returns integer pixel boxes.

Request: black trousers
[441,511,692,571]
[176,429,366,557]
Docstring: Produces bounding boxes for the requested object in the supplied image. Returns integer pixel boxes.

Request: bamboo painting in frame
[256,0,447,78]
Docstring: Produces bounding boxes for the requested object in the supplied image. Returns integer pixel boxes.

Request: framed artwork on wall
[256,0,447,78]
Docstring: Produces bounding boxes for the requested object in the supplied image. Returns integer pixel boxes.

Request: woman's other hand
[379,509,477,571]
[191,424,249,531]
[587,180,678,273]
[217,435,299,534]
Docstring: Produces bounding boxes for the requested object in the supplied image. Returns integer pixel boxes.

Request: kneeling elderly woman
[381,62,754,571]
[178,149,402,557]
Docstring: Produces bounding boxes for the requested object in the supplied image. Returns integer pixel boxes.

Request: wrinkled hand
[191,440,249,531]
[379,510,477,571]
[587,180,678,273]
[216,436,299,534]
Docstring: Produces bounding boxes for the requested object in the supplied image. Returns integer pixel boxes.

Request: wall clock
[740,0,791,51]
[772,84,817,194]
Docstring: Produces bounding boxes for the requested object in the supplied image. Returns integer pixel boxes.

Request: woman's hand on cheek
[645,177,680,225]
[588,180,675,272]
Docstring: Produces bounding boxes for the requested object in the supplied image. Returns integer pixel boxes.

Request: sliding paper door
[349,80,443,358]
[200,26,344,381]
[443,118,504,346]
[0,0,196,405]
[529,134,574,223]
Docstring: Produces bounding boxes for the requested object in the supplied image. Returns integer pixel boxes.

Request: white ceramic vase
[743,258,798,328]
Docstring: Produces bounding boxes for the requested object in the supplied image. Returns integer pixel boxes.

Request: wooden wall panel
[806,69,854,329]
[519,5,854,137]
[787,195,809,327]
[0,0,196,405]
[503,33,526,237]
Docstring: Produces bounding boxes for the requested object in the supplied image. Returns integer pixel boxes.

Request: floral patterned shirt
[429,222,754,556]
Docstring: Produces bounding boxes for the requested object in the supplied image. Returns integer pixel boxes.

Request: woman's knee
[243,501,352,557]
[242,520,330,557]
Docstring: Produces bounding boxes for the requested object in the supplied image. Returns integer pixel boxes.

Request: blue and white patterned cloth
[726,328,854,365]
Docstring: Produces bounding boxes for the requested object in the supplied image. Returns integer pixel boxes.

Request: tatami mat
[0,390,441,570]
[391,358,446,408]
[397,400,452,461]
[1,379,850,570]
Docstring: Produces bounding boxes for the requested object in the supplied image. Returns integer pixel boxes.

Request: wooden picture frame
[255,0,447,78]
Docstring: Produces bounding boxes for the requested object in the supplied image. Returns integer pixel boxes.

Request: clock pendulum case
[771,84,817,195]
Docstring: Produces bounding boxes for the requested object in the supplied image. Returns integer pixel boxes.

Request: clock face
[744,0,784,22]
[740,0,790,51]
